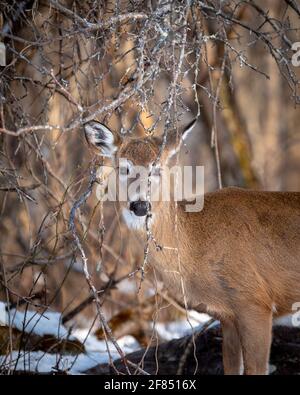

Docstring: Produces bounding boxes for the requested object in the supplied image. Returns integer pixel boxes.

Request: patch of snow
[73,329,140,355]
[154,311,299,342]
[0,301,141,374]
[0,335,141,374]
[0,301,73,339]
[154,310,216,341]
[273,314,296,328]
[0,350,106,374]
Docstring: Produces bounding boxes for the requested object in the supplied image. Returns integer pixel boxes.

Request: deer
[84,119,300,375]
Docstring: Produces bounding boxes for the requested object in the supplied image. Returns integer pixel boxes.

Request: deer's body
[149,188,300,318]
[140,188,300,374]
[84,120,300,374]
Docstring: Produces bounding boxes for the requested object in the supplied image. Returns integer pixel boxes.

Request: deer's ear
[84,121,121,157]
[164,118,197,160]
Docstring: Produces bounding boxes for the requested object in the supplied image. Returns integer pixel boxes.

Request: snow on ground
[0,301,142,374]
[1,300,297,374]
[0,335,141,374]
[73,329,139,354]
[0,350,100,374]
[155,310,216,341]
[0,301,73,339]
[273,314,296,328]
[155,311,298,341]
[0,303,213,374]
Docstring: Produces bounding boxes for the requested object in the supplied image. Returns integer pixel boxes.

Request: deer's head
[84,120,196,229]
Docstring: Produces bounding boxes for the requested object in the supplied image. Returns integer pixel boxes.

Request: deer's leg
[236,306,272,375]
[221,320,243,375]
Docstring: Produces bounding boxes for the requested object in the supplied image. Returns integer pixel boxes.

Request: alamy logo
[95,160,205,212]
[292,42,300,67]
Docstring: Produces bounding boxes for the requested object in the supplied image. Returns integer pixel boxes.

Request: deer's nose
[129,200,151,216]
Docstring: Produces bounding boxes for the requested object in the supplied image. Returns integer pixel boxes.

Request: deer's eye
[120,166,130,176]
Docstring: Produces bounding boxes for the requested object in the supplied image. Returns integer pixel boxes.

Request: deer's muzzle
[129,200,151,216]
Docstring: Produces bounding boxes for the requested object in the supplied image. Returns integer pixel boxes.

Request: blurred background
[0,0,299,373]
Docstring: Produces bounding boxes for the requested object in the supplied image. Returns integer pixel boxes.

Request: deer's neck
[151,201,187,249]
[146,201,196,303]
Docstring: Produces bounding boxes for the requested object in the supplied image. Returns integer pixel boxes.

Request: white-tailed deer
[84,120,300,375]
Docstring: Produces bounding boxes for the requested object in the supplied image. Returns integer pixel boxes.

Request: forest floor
[1,300,300,375]
[86,325,300,375]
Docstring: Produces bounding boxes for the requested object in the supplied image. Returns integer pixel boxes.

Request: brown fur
[149,188,300,374]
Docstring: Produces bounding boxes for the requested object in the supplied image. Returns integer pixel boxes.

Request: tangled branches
[0,0,299,374]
